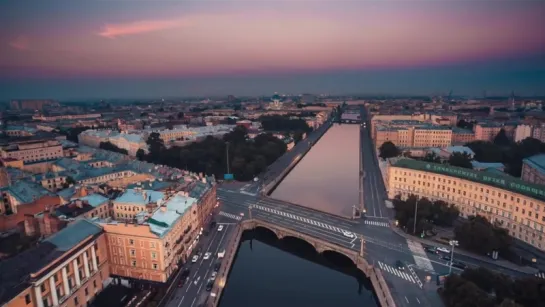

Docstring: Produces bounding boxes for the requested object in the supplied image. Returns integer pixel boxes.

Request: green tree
[454,215,512,255]
[379,141,400,159]
[423,152,441,163]
[99,141,128,155]
[465,141,504,162]
[146,132,165,161]
[136,149,146,161]
[494,129,511,146]
[448,152,473,169]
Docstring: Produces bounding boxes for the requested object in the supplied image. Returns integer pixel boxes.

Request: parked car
[203,252,212,260]
[452,262,467,269]
[218,225,224,232]
[437,247,450,253]
[395,260,404,270]
[192,255,199,263]
[214,263,221,272]
[206,280,214,291]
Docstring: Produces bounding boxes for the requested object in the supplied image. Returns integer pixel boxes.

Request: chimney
[160,205,167,212]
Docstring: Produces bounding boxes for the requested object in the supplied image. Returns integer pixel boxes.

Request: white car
[203,252,212,260]
[217,225,224,232]
[437,247,450,253]
[191,255,199,263]
[342,230,355,239]
[210,271,217,280]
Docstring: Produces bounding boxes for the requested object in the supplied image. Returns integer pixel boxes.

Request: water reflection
[271,124,360,217]
[219,228,378,307]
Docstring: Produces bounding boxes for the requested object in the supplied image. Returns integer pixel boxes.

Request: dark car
[425,247,438,254]
[181,268,190,277]
[452,262,467,270]
[395,260,404,270]
[206,281,214,292]
[214,263,221,272]
[442,255,452,261]
[178,276,187,287]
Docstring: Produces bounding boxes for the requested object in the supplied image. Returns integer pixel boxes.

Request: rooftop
[391,159,545,202]
[0,220,102,305]
[114,189,165,205]
[75,194,109,207]
[148,193,197,237]
[523,154,545,175]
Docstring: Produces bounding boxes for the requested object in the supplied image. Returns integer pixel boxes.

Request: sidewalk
[391,226,537,274]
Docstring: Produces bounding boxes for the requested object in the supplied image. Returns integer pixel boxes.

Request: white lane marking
[364,220,390,227]
[218,211,242,221]
[405,296,409,304]
[416,297,421,304]
[177,296,185,307]
[377,261,419,285]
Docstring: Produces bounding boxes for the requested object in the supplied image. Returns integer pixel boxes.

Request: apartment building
[374,125,452,149]
[112,189,165,221]
[1,140,64,163]
[515,124,533,142]
[0,220,110,307]
[473,122,517,142]
[451,128,475,145]
[387,159,545,251]
[522,154,545,186]
[101,192,202,283]
[32,114,101,122]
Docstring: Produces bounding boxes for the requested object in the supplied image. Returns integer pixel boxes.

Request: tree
[259,115,312,133]
[465,141,504,163]
[440,274,495,307]
[379,141,400,159]
[292,130,305,144]
[99,141,128,155]
[146,132,165,161]
[423,152,441,163]
[448,152,473,169]
[455,215,512,255]
[140,112,149,117]
[136,149,146,161]
[457,119,475,130]
[494,129,511,146]
[177,112,184,119]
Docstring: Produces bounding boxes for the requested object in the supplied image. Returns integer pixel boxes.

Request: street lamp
[225,141,231,175]
[448,240,459,274]
[248,205,253,219]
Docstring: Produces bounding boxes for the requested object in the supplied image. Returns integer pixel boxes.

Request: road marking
[218,211,242,221]
[407,265,424,289]
[190,297,196,307]
[405,296,409,304]
[364,220,390,227]
[377,261,420,286]
[535,272,545,279]
[406,240,435,272]
[176,296,185,307]
[251,204,353,236]
[416,297,421,304]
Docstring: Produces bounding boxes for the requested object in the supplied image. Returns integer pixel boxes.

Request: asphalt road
[166,223,235,307]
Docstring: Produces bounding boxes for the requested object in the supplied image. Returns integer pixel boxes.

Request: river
[218,228,378,307]
[271,124,360,217]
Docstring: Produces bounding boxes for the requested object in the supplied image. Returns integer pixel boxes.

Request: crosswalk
[364,220,390,227]
[251,204,351,236]
[218,211,242,221]
[377,261,418,284]
[535,272,545,279]
[406,240,435,272]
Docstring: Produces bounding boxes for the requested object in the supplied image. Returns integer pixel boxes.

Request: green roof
[391,159,545,202]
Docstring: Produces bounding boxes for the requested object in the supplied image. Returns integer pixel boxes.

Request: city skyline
[1,0,545,99]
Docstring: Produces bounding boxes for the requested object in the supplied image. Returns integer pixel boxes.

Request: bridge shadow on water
[239,227,375,294]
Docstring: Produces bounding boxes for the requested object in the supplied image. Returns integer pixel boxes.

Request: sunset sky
[1,1,545,99]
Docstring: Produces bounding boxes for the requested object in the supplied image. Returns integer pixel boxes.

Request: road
[166,222,235,307]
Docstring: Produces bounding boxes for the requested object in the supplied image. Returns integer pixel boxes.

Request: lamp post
[413,198,419,235]
[248,205,253,220]
[448,240,459,274]
[225,142,230,175]
[360,235,365,257]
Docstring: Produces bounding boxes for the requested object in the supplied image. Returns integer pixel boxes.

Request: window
[130,249,136,256]
[153,263,158,270]
[150,242,156,249]
[40,284,46,292]
[74,297,79,306]
[25,294,31,304]
[85,287,89,296]
[132,260,137,267]
[129,239,134,245]
[151,252,157,259]
[93,280,97,288]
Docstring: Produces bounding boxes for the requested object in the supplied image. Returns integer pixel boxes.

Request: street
[166,222,235,307]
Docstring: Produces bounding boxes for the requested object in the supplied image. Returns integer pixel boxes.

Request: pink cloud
[98,19,187,38]
[8,36,29,51]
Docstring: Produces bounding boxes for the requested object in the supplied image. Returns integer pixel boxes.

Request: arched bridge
[240,219,396,307]
[241,219,371,275]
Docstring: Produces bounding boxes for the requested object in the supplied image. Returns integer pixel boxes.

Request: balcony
[183,225,192,235]
[184,237,191,244]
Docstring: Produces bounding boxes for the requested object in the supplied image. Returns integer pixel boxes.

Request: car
[191,255,199,263]
[452,262,467,269]
[205,281,214,292]
[437,247,450,253]
[211,271,217,279]
[178,277,186,287]
[214,263,221,272]
[425,247,438,254]
[194,276,201,285]
[442,255,452,261]
[342,230,355,238]
[218,225,224,232]
[203,252,212,260]
[395,260,404,270]
[181,268,190,277]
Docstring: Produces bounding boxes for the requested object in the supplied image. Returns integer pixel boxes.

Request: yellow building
[387,159,545,251]
[374,125,452,149]
[0,220,110,307]
[112,189,165,221]
[101,192,201,283]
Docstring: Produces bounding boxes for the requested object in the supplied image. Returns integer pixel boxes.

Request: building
[1,140,64,163]
[111,189,165,221]
[451,128,475,145]
[474,122,517,142]
[0,219,110,307]
[515,124,533,142]
[522,154,545,185]
[374,124,452,149]
[387,159,545,251]
[428,146,474,160]
[32,114,101,122]
[10,100,59,111]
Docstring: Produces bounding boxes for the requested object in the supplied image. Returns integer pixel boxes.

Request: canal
[218,228,378,307]
[271,124,360,217]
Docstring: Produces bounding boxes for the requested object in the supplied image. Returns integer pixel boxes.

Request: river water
[271,124,360,217]
[218,228,378,307]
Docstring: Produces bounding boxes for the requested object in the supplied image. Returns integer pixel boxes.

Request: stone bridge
[241,219,370,270]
